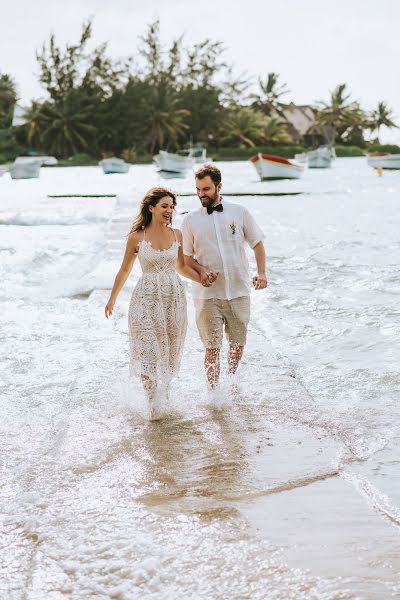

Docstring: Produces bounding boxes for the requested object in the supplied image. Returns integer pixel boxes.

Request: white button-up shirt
[181,200,265,301]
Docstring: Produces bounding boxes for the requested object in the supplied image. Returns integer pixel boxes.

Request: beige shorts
[195,296,250,349]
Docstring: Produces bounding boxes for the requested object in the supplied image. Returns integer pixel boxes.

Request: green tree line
[0,20,398,162]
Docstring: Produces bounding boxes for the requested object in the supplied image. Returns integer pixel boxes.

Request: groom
[182,164,267,387]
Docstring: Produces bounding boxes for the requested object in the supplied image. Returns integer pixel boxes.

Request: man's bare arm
[252,242,267,290]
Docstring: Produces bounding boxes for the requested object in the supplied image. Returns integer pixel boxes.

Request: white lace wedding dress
[128,230,187,386]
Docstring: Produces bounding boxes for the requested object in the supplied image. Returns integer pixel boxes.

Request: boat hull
[99,159,130,174]
[15,155,58,167]
[367,153,400,169]
[307,147,332,168]
[250,153,304,180]
[9,160,41,179]
[153,151,195,173]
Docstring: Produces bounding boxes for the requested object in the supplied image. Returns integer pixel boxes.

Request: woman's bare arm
[105,232,140,318]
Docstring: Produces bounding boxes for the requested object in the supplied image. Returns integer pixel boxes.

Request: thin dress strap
[143,227,146,240]
[171,227,177,241]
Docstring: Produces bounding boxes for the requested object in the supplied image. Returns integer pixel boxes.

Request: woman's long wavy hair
[129,187,177,234]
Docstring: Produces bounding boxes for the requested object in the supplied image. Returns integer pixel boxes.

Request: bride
[105,187,214,420]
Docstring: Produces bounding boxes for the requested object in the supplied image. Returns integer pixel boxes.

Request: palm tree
[23,101,45,147]
[143,82,190,153]
[369,101,398,142]
[263,116,292,144]
[251,72,290,117]
[221,108,289,147]
[317,84,352,128]
[222,108,266,147]
[0,73,17,128]
[37,91,97,158]
[316,84,368,144]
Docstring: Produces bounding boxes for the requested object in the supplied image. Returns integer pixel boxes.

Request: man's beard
[200,189,219,208]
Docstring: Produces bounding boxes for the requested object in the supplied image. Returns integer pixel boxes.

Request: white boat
[15,155,58,167]
[99,158,130,174]
[250,153,304,180]
[153,150,195,174]
[180,146,212,163]
[307,146,332,168]
[9,158,41,179]
[367,152,400,170]
[41,156,58,166]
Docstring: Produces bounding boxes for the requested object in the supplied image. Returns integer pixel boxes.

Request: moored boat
[99,158,130,174]
[15,155,58,167]
[153,150,195,174]
[367,152,400,170]
[9,158,41,179]
[250,153,304,180]
[179,146,212,164]
[307,146,332,168]
[41,156,58,166]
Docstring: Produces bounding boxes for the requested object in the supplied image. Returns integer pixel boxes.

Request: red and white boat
[250,153,304,180]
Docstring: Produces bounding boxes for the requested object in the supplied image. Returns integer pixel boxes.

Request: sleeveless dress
[128,230,187,384]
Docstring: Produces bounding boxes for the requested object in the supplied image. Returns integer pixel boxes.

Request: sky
[1,0,399,143]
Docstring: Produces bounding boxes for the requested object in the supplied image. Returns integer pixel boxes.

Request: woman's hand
[105,300,115,318]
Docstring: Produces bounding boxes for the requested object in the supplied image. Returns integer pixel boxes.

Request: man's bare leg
[228,343,244,375]
[205,348,220,388]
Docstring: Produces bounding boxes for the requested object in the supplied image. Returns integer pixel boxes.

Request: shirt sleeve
[242,207,265,248]
[181,215,195,256]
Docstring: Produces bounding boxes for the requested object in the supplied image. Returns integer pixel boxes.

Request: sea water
[0,160,399,599]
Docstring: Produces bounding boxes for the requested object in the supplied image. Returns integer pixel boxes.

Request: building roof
[277,103,316,137]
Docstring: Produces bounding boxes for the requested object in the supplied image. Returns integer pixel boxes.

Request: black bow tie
[207,203,223,215]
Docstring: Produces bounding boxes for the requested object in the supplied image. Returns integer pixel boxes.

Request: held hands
[200,268,219,287]
[252,273,268,290]
[105,300,115,318]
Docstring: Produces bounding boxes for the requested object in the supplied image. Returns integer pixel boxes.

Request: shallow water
[0,159,399,599]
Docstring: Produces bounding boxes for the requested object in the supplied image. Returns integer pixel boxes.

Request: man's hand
[252,273,267,290]
[200,268,219,287]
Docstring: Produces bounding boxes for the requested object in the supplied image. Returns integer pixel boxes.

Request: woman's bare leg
[140,374,159,421]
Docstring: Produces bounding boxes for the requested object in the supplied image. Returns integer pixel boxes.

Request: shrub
[212,145,306,160]
[66,153,97,165]
[367,143,400,154]
[334,145,364,157]
[0,128,23,162]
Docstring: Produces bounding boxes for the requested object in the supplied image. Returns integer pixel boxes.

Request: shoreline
[36,154,368,168]
[4,146,395,168]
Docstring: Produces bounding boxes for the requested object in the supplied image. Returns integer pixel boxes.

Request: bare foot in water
[149,406,161,422]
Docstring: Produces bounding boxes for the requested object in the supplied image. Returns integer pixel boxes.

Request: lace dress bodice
[138,239,179,275]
